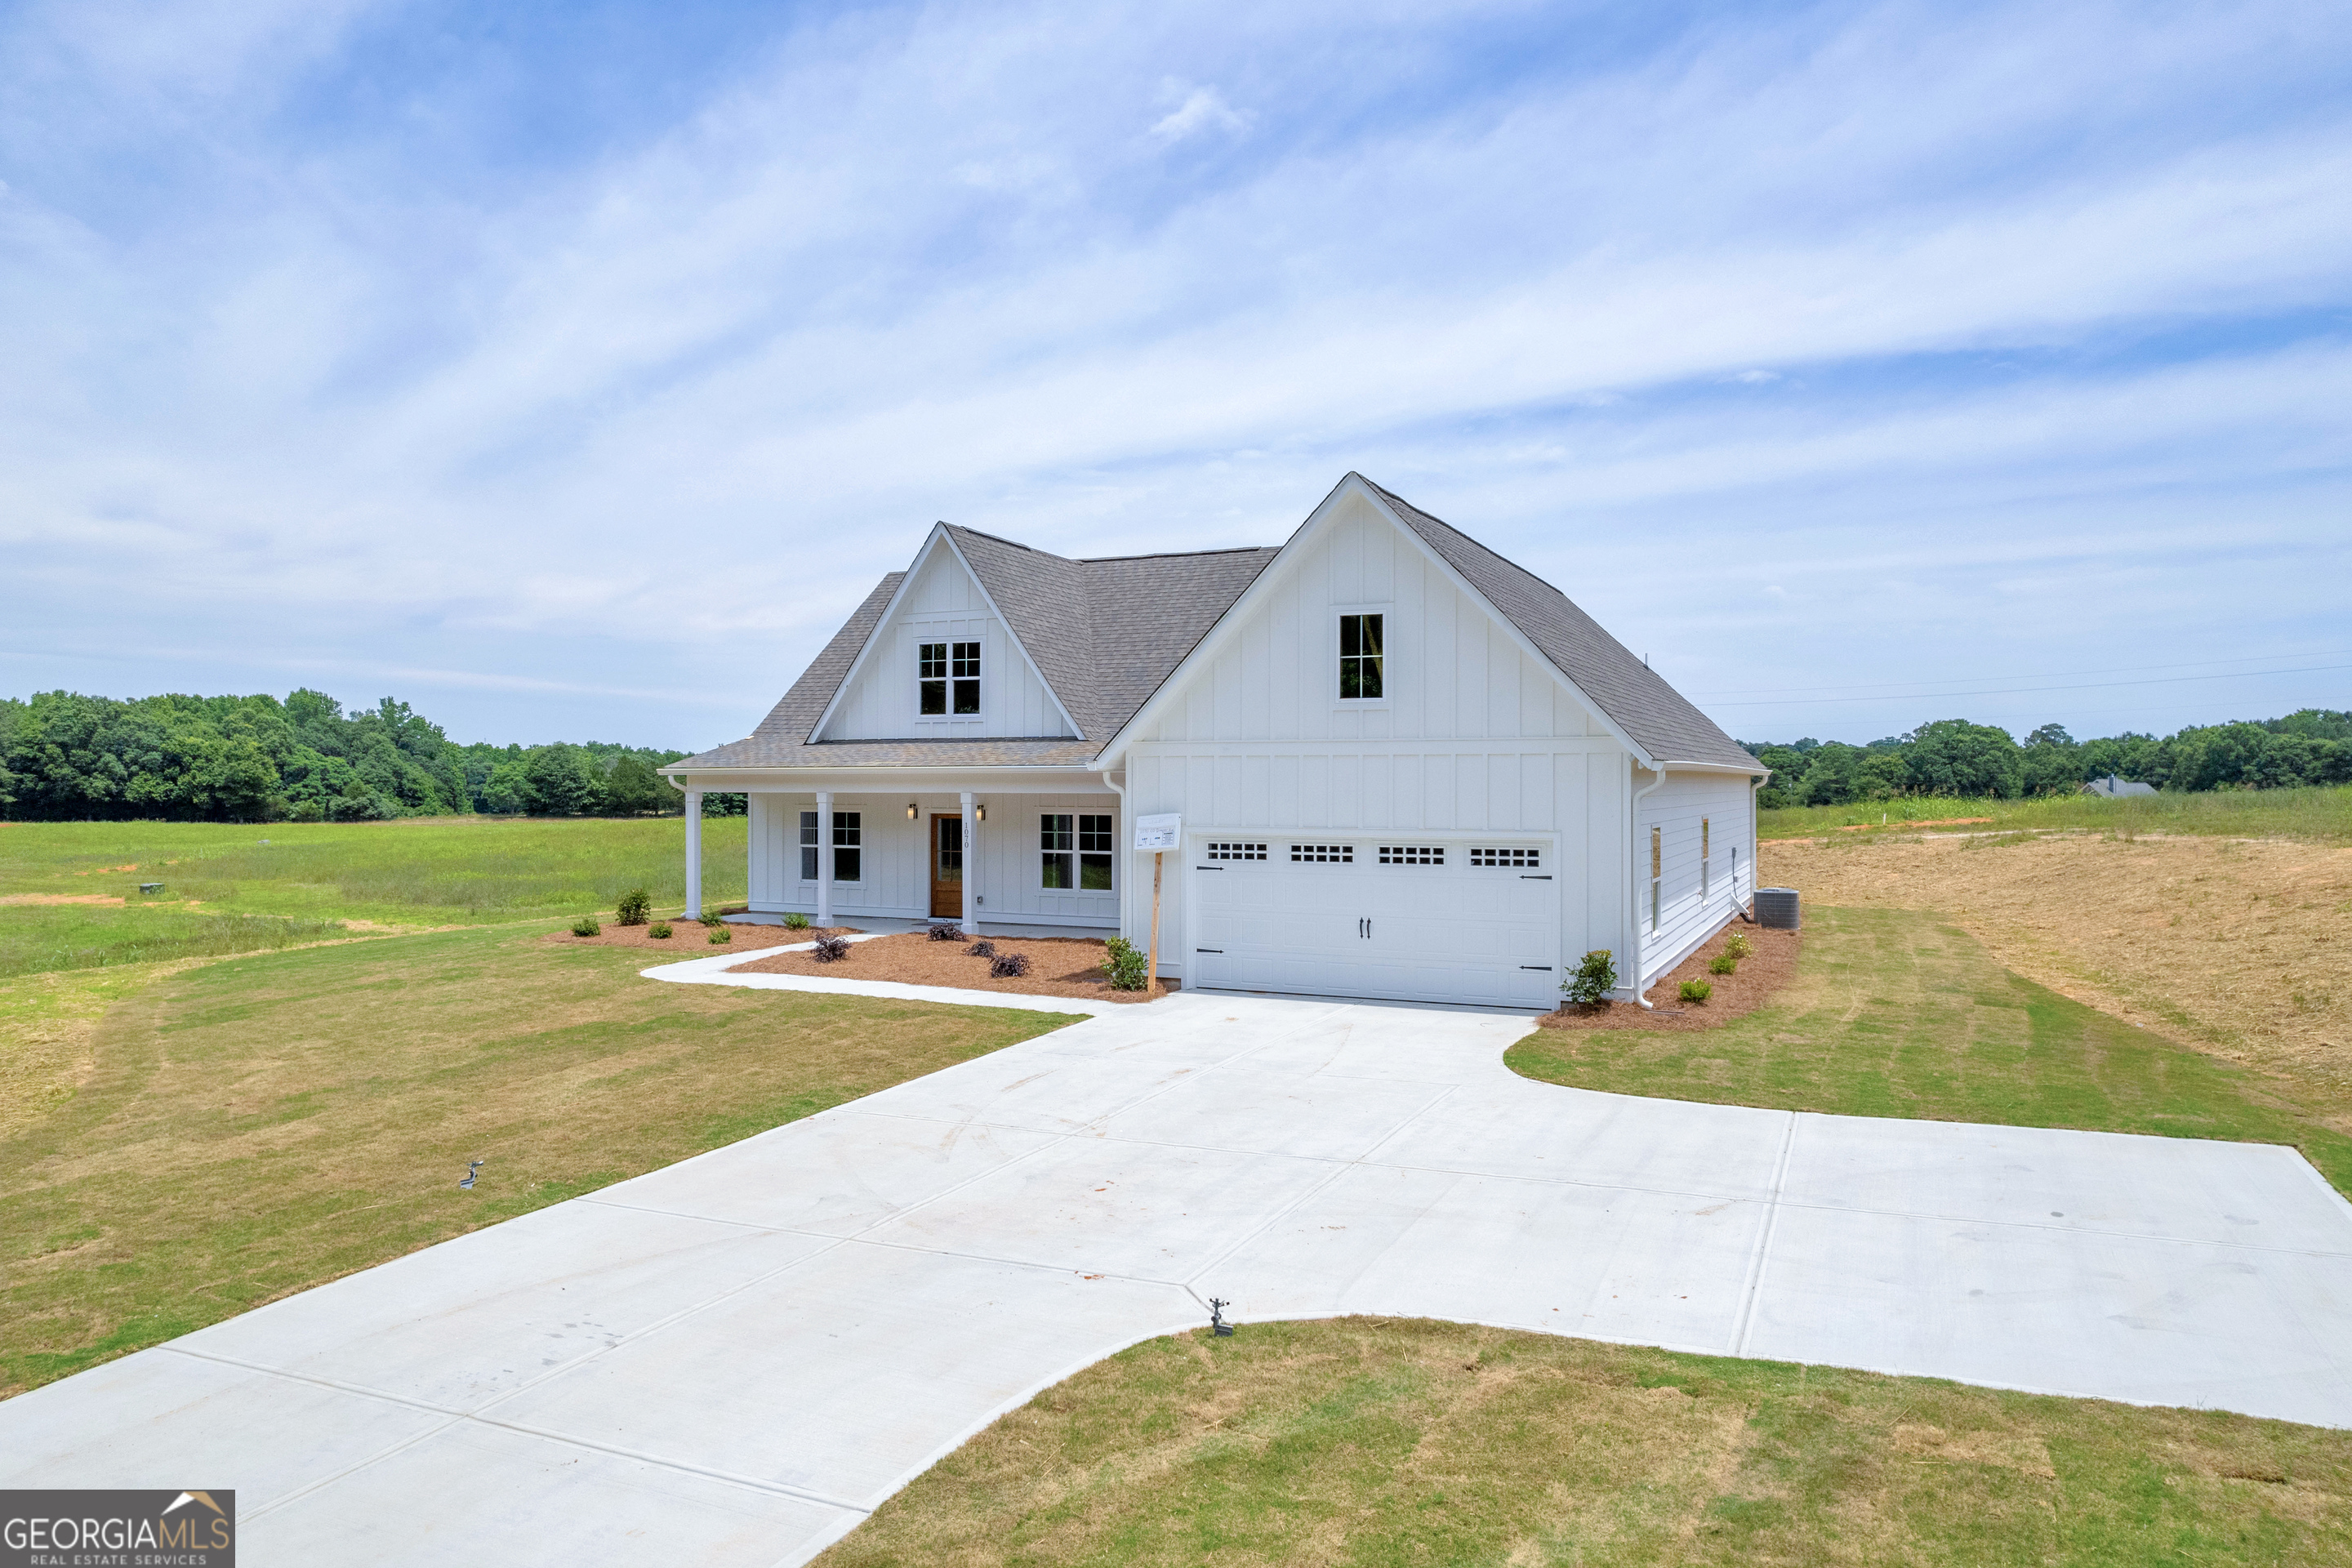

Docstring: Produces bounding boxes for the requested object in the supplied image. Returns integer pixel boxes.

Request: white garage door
[1189,836,1561,1007]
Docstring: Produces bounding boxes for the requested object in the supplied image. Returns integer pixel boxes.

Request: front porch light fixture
[975,803,986,822]
[906,802,918,820]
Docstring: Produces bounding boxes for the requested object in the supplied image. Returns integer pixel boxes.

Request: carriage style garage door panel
[1190,837,1559,1007]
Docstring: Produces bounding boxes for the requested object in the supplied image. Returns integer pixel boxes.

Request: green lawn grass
[0,924,1067,1396]
[1509,905,2352,1194]
[0,816,747,970]
[822,1316,2352,1566]
[1759,782,2352,841]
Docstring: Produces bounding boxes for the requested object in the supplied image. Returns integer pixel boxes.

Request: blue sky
[3,0,2348,750]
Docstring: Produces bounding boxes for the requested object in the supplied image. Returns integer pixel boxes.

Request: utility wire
[1701,662,2352,709]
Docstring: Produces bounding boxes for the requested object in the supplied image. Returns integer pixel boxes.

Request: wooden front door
[929,814,964,919]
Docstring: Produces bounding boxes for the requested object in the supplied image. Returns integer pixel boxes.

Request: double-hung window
[1649,826,1663,932]
[1041,813,1114,891]
[831,812,862,883]
[919,641,982,716]
[1701,817,1711,898]
[800,811,862,881]
[1339,613,1384,701]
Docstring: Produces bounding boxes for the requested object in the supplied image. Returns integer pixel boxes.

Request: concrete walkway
[7,990,2352,1566]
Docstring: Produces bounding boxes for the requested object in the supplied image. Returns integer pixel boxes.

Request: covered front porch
[677,773,1124,938]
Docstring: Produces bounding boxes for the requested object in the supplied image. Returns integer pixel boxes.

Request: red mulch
[1537,921,1801,1033]
[728,932,1178,1004]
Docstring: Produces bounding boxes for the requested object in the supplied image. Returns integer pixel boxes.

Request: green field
[1757,782,2352,841]
[1508,906,2352,1195]
[0,816,746,974]
[824,1316,2352,1566]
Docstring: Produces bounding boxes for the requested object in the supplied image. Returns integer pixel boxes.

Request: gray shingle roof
[671,476,1756,775]
[1361,479,1761,771]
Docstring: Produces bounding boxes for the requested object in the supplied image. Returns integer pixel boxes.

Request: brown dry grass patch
[730,932,1180,1004]
[1764,831,2352,1111]
[1539,923,1800,1034]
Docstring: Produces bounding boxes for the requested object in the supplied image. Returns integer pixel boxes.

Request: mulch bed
[541,920,859,954]
[1537,920,1801,1033]
[728,932,1179,1004]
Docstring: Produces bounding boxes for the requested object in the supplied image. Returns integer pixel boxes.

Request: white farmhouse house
[664,474,1766,1008]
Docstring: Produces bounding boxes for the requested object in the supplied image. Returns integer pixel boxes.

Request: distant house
[665,474,1766,1007]
[2082,774,2157,798]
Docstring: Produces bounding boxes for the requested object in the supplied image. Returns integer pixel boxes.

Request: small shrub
[1561,949,1616,1007]
[782,911,810,930]
[702,909,730,927]
[812,935,850,963]
[1680,978,1713,1004]
[571,916,600,938]
[615,888,652,926]
[966,939,996,958]
[706,925,733,945]
[648,921,673,939]
[990,952,1031,978]
[1724,932,1753,960]
[1101,938,1151,991]
[928,923,964,942]
[1708,954,1737,976]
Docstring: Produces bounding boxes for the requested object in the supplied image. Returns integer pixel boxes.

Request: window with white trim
[1206,841,1267,860]
[1702,817,1711,898]
[1649,825,1662,933]
[799,811,819,880]
[1470,848,1540,868]
[1338,613,1384,701]
[1041,813,1114,891]
[1378,844,1444,865]
[918,640,981,717]
[832,812,862,883]
[1290,844,1354,862]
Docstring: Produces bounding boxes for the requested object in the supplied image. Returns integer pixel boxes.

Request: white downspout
[1100,768,1129,942]
[1627,760,1665,1009]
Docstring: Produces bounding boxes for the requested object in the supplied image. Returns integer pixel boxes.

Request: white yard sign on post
[1134,814,1181,997]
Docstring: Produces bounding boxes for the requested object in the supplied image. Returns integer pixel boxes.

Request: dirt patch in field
[0,894,126,906]
[1763,831,2352,1094]
[729,932,1179,1004]
[1536,922,1800,1033]
[541,920,855,954]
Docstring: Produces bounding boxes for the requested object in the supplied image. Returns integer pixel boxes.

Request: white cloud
[1148,81,1250,145]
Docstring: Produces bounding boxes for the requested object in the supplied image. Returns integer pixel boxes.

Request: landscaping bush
[1725,933,1753,960]
[706,925,733,945]
[928,923,964,942]
[1561,949,1616,1007]
[1680,978,1713,1004]
[1101,937,1151,991]
[1709,954,1737,976]
[648,921,672,939]
[614,888,652,926]
[966,939,996,958]
[990,952,1031,978]
[571,916,600,938]
[812,935,850,963]
[782,911,810,930]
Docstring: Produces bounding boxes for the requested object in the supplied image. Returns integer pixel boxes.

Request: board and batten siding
[747,791,1119,928]
[1634,771,1757,987]
[819,546,1073,741]
[1118,490,1642,984]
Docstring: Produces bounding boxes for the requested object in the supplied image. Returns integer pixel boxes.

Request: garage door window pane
[1290,844,1354,862]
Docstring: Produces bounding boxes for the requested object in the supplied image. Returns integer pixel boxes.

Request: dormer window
[1339,613,1384,701]
[920,641,982,716]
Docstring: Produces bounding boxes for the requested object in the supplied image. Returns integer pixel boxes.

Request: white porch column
[816,790,834,928]
[960,790,978,935]
[684,791,703,919]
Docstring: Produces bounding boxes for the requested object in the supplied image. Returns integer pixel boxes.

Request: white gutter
[1099,768,1128,939]
[1626,760,1667,1009]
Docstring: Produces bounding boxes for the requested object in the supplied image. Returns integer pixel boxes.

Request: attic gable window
[919,641,982,717]
[1339,613,1384,701]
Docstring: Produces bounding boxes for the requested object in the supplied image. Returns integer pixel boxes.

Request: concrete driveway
[7,987,2352,1565]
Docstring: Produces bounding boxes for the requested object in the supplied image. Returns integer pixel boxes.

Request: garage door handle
[1520,964,1553,971]
[1196,947,1223,954]
[1521,874,1551,880]
[1196,866,1222,871]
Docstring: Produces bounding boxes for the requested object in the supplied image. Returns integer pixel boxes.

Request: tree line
[1748,710,2352,808]
[0,689,745,822]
